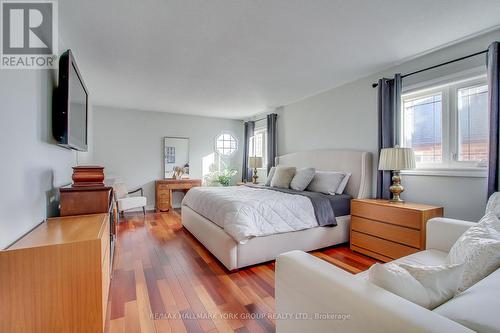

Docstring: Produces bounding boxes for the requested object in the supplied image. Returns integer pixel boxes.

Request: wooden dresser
[350,199,443,262]
[155,179,202,212]
[0,214,111,333]
[59,185,113,216]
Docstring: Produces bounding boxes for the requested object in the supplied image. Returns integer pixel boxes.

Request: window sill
[401,168,487,178]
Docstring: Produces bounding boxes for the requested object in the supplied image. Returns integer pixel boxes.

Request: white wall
[277,29,500,221]
[93,106,244,209]
[0,44,94,249]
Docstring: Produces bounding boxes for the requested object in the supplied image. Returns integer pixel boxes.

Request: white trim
[401,167,487,178]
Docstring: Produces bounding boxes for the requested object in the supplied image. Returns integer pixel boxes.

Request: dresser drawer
[351,201,422,229]
[157,188,170,196]
[351,231,419,260]
[351,216,421,248]
[158,193,170,203]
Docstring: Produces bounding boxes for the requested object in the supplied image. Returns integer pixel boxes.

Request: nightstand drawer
[351,216,420,248]
[352,201,422,229]
[351,231,419,259]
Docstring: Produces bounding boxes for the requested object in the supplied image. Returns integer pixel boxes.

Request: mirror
[164,137,189,179]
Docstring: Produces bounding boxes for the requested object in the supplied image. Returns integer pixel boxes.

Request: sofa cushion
[399,263,465,309]
[368,263,431,308]
[356,249,448,280]
[433,268,500,333]
[447,212,500,292]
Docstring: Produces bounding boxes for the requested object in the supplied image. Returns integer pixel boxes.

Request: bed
[181,149,372,270]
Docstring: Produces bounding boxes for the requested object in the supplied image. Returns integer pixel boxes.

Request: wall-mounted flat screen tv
[53,49,88,151]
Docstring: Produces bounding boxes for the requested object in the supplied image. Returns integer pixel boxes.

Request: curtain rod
[371,49,488,88]
[249,113,279,123]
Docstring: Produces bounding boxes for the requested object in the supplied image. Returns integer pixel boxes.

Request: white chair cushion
[113,183,128,199]
[117,196,147,211]
[433,268,500,333]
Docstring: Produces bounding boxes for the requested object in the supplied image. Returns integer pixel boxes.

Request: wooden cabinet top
[156,179,202,185]
[8,213,108,250]
[352,199,443,212]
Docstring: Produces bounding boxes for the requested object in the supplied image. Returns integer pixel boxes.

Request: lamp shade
[248,156,263,169]
[378,147,416,171]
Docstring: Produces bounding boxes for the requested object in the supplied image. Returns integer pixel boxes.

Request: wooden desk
[156,179,202,212]
[350,199,443,262]
[0,214,111,333]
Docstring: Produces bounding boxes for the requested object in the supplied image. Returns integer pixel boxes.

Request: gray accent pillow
[306,171,347,195]
[265,166,276,186]
[290,168,316,191]
[270,166,296,189]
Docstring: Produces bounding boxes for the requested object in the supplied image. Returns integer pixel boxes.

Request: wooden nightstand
[350,199,443,262]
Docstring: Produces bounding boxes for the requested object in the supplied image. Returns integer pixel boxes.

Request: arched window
[215,132,238,156]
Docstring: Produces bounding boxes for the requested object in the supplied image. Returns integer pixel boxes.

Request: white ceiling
[60,0,500,119]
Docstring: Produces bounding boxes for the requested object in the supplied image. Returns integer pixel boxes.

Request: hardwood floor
[105,211,377,333]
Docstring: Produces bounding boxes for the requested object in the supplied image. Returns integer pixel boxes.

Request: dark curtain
[376,74,402,199]
[242,121,255,181]
[267,113,278,173]
[488,42,500,197]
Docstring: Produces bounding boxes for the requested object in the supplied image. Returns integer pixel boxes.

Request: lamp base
[252,168,259,184]
[389,170,405,203]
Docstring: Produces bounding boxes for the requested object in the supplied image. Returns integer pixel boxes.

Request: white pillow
[369,262,464,309]
[306,171,347,195]
[290,168,315,191]
[368,263,430,308]
[447,212,500,292]
[270,166,296,189]
[265,167,276,186]
[336,172,351,194]
[399,263,464,309]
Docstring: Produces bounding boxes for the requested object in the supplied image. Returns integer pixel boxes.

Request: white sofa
[276,217,500,333]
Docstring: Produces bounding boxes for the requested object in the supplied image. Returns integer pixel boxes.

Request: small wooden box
[350,199,443,262]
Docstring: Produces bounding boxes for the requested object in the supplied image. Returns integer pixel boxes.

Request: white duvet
[182,186,318,243]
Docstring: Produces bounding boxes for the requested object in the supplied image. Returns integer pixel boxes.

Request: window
[215,132,238,156]
[401,75,488,170]
[403,93,443,163]
[457,85,488,162]
[249,129,267,168]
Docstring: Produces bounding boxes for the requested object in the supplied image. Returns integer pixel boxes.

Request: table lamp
[248,156,263,184]
[378,146,416,202]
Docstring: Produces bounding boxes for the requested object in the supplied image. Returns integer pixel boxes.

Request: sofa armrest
[426,218,475,252]
[275,251,473,333]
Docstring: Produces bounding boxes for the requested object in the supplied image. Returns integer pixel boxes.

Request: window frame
[400,73,488,177]
[215,131,238,157]
[248,128,268,169]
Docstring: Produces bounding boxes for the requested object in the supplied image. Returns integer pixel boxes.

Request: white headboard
[275,149,372,199]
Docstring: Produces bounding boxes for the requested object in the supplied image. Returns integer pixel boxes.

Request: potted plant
[205,168,238,186]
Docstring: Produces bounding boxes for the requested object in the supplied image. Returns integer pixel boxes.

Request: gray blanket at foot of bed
[246,185,351,227]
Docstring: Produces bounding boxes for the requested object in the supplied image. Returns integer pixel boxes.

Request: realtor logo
[1,0,58,69]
